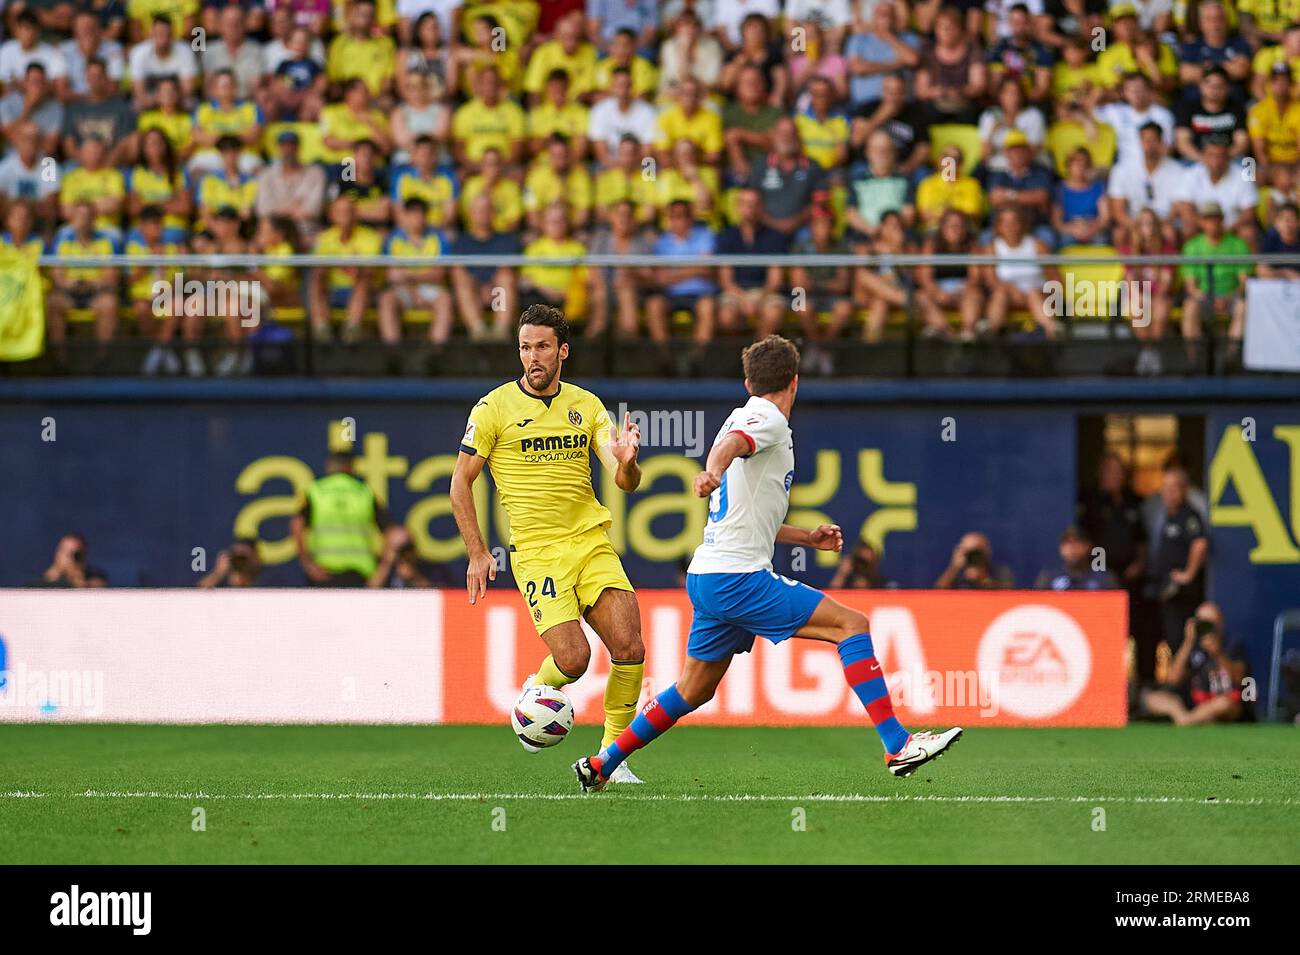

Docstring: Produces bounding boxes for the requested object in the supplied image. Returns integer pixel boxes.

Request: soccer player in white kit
[574,336,962,792]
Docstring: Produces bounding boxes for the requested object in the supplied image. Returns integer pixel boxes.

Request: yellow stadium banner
[0,249,44,362]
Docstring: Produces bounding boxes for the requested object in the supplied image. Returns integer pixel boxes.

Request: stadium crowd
[3,0,1300,375]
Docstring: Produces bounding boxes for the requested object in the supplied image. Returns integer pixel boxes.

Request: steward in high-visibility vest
[292,452,389,586]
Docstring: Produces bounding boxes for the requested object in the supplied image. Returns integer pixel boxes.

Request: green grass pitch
[2,723,1297,864]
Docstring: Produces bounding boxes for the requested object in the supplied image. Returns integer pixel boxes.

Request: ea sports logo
[976,605,1091,719]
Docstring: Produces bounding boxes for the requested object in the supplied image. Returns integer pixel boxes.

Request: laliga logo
[976,605,1091,719]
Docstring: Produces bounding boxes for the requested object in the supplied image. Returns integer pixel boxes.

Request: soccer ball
[511,684,574,752]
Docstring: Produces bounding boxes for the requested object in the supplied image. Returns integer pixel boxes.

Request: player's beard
[525,358,560,393]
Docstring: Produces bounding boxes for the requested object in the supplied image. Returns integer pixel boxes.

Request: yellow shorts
[510,525,633,635]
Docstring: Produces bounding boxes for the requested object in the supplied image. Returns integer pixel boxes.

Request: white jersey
[688,395,794,575]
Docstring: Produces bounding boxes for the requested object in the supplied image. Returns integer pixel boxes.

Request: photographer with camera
[935,531,1014,590]
[367,526,446,589]
[829,536,893,589]
[197,538,263,588]
[38,533,107,588]
[1139,602,1251,725]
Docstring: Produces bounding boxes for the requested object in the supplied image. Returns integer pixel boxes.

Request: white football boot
[886,727,963,777]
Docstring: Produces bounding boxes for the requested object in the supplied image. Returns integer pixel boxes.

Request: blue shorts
[685,570,826,661]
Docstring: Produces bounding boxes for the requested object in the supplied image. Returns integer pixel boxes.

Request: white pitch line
[0,790,1295,806]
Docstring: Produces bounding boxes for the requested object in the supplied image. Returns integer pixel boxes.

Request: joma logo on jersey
[520,434,589,452]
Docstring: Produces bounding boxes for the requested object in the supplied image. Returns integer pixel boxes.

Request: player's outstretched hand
[809,524,843,552]
[609,412,641,465]
[466,550,497,604]
[694,469,721,498]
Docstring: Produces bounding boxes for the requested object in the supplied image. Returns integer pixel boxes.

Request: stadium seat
[1058,245,1125,333]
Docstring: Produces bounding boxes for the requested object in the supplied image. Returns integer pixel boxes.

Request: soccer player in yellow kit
[450,304,647,783]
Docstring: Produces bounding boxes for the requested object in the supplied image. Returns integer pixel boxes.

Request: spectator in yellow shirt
[450,66,526,167]
[523,10,596,103]
[591,28,659,100]
[521,202,587,314]
[654,77,723,165]
[309,195,383,342]
[1249,24,1300,100]
[594,135,658,226]
[59,137,126,236]
[458,146,523,232]
[1238,0,1300,45]
[320,78,394,164]
[326,0,396,97]
[1248,63,1300,174]
[129,127,193,230]
[528,69,590,159]
[377,197,454,366]
[47,201,119,370]
[915,144,986,230]
[189,69,264,174]
[1051,36,1105,103]
[195,136,259,227]
[137,76,194,161]
[391,135,458,229]
[449,13,522,98]
[794,77,850,173]
[654,137,720,228]
[129,206,188,376]
[524,134,593,231]
[1096,7,1179,95]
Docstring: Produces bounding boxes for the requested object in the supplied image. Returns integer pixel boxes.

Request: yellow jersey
[527,100,590,142]
[523,40,597,98]
[594,167,657,221]
[794,112,850,171]
[522,236,586,293]
[459,175,523,232]
[314,225,383,289]
[138,109,194,153]
[1248,96,1300,164]
[60,167,126,232]
[655,103,723,156]
[325,33,397,96]
[461,379,617,549]
[127,0,197,36]
[591,56,658,98]
[128,166,189,230]
[392,167,458,227]
[524,163,593,218]
[451,97,526,163]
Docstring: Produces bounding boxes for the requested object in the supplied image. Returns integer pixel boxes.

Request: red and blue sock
[839,632,910,754]
[593,685,695,779]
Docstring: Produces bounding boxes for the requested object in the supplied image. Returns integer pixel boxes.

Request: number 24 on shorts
[525,576,557,606]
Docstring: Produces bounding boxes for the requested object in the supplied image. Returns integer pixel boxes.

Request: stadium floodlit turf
[2,724,1297,864]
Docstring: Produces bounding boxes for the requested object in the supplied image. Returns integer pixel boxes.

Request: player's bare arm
[693,431,751,497]
[776,523,843,552]
[450,450,496,604]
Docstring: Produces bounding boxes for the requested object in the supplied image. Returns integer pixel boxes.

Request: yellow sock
[532,654,578,689]
[601,660,645,750]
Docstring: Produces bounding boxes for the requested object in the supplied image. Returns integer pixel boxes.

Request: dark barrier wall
[3,378,1297,708]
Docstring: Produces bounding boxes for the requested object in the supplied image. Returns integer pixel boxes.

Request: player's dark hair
[742,335,800,396]
[519,303,570,347]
